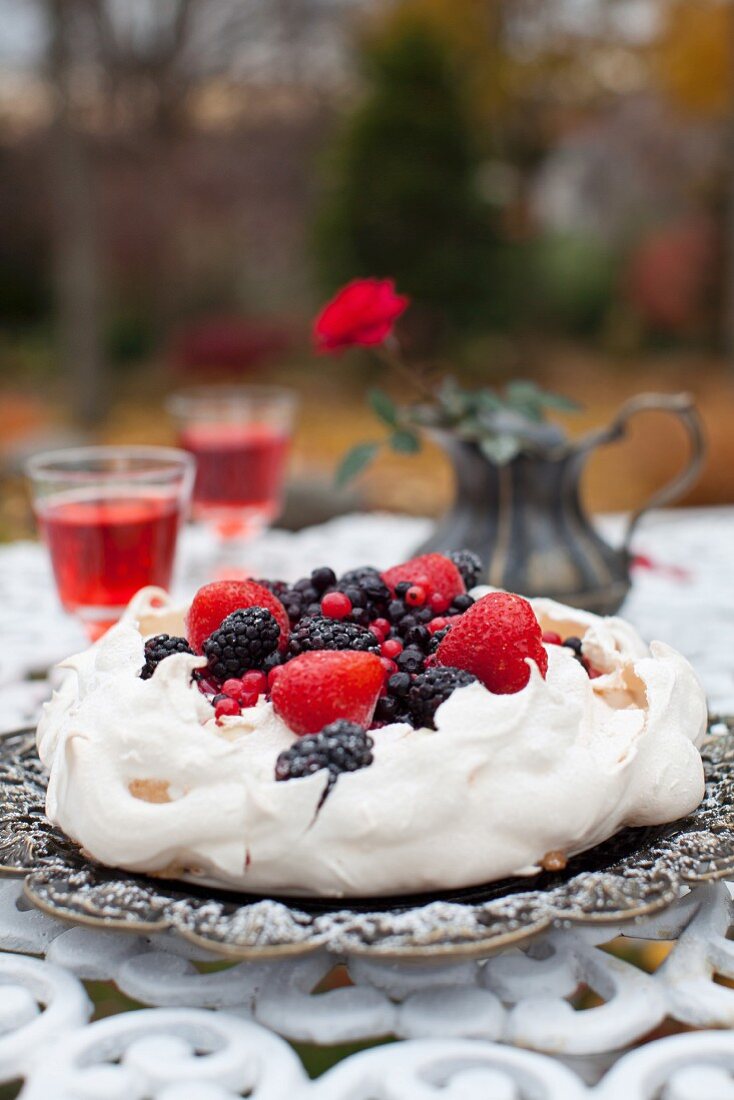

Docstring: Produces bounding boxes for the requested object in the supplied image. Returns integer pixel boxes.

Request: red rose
[314,278,410,353]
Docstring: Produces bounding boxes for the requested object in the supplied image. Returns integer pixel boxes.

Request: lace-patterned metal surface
[2,719,733,960]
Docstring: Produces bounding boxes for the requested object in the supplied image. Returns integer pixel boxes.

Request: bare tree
[45,0,107,426]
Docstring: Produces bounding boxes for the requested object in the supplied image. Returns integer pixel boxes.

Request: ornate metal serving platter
[1,720,733,960]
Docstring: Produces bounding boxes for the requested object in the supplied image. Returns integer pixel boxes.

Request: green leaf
[368,388,399,427]
[479,435,522,465]
[335,442,380,488]
[389,428,421,454]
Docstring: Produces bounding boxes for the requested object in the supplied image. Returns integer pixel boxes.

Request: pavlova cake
[37,550,707,897]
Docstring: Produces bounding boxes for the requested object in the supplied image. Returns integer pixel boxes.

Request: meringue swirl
[37,586,707,897]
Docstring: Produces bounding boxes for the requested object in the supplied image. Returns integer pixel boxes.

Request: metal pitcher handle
[590,393,706,556]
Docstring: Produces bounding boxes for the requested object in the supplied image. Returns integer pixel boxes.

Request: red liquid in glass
[180,423,290,535]
[37,494,181,615]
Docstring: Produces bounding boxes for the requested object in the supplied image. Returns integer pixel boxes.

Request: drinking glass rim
[25,445,195,484]
[166,384,297,414]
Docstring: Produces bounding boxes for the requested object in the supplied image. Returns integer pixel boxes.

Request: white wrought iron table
[1,508,734,1099]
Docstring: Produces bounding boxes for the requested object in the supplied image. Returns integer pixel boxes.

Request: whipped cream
[37,586,707,897]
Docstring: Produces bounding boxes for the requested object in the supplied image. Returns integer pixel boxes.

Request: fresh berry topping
[373,695,400,722]
[380,637,403,659]
[140,635,193,680]
[436,591,547,694]
[194,673,219,696]
[542,631,563,646]
[311,566,337,593]
[339,567,391,600]
[448,549,483,590]
[407,666,477,729]
[241,669,268,695]
[371,617,391,638]
[186,580,289,654]
[267,664,285,691]
[274,720,374,803]
[429,625,451,653]
[214,696,241,720]
[563,636,583,654]
[382,553,465,604]
[404,624,431,650]
[222,678,246,699]
[203,607,281,681]
[395,645,426,674]
[428,616,449,634]
[428,592,450,614]
[387,671,412,697]
[405,585,427,607]
[270,650,383,735]
[320,591,353,620]
[450,594,475,614]
[287,615,380,658]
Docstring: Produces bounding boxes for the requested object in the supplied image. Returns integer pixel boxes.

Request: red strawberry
[436,591,547,694]
[271,650,383,735]
[186,580,289,654]
[382,553,465,603]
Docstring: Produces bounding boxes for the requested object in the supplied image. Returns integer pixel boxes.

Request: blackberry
[203,607,280,680]
[140,634,193,680]
[262,651,282,675]
[287,615,380,658]
[396,645,426,674]
[450,594,475,614]
[408,666,477,729]
[449,549,483,589]
[274,720,374,804]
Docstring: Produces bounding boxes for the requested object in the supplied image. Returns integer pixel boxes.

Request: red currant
[428,592,450,614]
[222,678,245,700]
[542,631,563,646]
[371,617,390,637]
[214,697,240,720]
[240,691,259,708]
[381,638,403,659]
[241,669,268,695]
[380,656,398,677]
[320,591,352,619]
[427,617,448,634]
[405,585,427,607]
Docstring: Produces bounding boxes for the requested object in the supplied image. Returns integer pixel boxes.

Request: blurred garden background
[2,0,734,540]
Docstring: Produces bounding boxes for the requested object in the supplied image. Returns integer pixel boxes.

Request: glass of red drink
[26,446,195,640]
[166,385,296,542]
